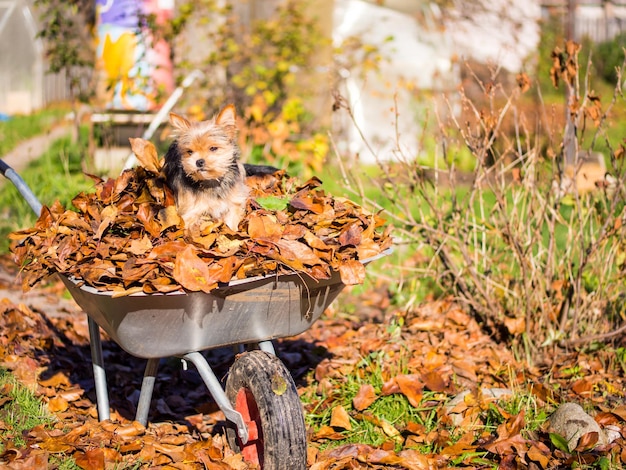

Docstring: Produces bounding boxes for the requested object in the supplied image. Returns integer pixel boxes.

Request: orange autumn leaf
[366,448,405,465]
[113,421,146,438]
[421,371,447,392]
[157,205,182,231]
[59,389,83,402]
[74,448,105,470]
[275,238,323,266]
[381,378,401,396]
[338,259,366,285]
[47,396,69,413]
[39,371,72,388]
[127,235,154,256]
[595,411,620,426]
[527,443,550,468]
[356,238,381,260]
[312,425,345,441]
[330,405,352,430]
[289,194,325,214]
[574,431,599,452]
[572,378,593,396]
[504,316,525,335]
[395,374,424,408]
[497,411,526,440]
[129,137,161,174]
[339,223,363,247]
[173,246,219,293]
[353,384,378,411]
[441,431,477,456]
[483,432,528,456]
[39,436,73,453]
[247,213,283,242]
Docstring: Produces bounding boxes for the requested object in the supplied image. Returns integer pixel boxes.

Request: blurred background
[2,0,622,171]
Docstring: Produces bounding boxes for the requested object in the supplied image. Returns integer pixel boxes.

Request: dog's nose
[196,159,205,168]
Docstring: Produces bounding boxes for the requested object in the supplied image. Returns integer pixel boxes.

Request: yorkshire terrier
[163,104,276,231]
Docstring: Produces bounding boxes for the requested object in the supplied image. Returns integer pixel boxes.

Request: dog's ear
[216,104,237,130]
[169,113,191,132]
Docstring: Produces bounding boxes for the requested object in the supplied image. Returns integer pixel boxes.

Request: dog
[163,104,278,231]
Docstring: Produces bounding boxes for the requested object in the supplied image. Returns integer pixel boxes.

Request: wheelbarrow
[0,157,389,469]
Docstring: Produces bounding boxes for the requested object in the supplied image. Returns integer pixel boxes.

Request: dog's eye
[186,149,193,156]
[209,146,218,152]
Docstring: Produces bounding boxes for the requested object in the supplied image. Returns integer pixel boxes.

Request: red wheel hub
[235,387,263,465]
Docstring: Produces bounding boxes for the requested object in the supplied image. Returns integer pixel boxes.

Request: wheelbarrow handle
[0,159,42,216]
[0,158,111,421]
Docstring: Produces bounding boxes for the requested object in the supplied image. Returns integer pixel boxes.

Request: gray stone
[548,402,607,452]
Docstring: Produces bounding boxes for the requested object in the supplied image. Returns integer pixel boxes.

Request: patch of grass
[480,393,551,436]
[302,349,445,453]
[0,128,95,253]
[0,106,69,156]
[49,457,84,470]
[0,368,79,468]
[0,368,54,450]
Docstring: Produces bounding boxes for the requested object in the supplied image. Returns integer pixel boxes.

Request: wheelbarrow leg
[135,358,160,426]
[181,352,249,444]
[88,317,110,421]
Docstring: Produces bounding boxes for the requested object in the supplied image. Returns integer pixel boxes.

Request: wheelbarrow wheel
[225,350,306,470]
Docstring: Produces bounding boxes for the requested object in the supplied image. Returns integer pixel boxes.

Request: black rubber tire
[225,350,307,470]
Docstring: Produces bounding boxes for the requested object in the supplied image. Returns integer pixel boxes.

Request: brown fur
[163,105,249,231]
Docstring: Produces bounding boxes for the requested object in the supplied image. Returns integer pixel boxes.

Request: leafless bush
[332,43,626,359]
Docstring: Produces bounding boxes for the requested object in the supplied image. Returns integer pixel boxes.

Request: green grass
[302,349,446,453]
[0,369,79,468]
[301,343,553,463]
[50,457,84,470]
[0,128,96,253]
[0,368,54,449]
[0,106,69,156]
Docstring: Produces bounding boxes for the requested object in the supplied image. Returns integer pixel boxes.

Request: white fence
[542,1,626,42]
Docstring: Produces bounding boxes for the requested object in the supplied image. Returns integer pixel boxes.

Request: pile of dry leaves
[10,138,391,296]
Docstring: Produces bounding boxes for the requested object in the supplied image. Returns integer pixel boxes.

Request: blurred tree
[170,0,332,176]
[35,0,96,141]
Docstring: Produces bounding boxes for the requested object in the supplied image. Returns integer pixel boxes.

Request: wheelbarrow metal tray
[61,271,345,359]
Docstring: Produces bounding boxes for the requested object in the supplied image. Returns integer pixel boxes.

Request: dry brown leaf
[338,260,366,285]
[47,396,69,413]
[572,378,593,396]
[129,137,161,174]
[504,316,525,335]
[158,205,182,230]
[275,239,323,266]
[330,405,352,431]
[173,246,219,293]
[339,223,363,247]
[421,371,447,392]
[74,448,106,470]
[127,235,153,256]
[527,443,550,468]
[39,372,72,388]
[353,384,378,411]
[574,431,599,452]
[395,374,424,408]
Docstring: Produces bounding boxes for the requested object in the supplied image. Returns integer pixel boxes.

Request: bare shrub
[332,43,626,358]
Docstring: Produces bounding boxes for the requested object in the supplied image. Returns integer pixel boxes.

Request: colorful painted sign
[95,0,174,111]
